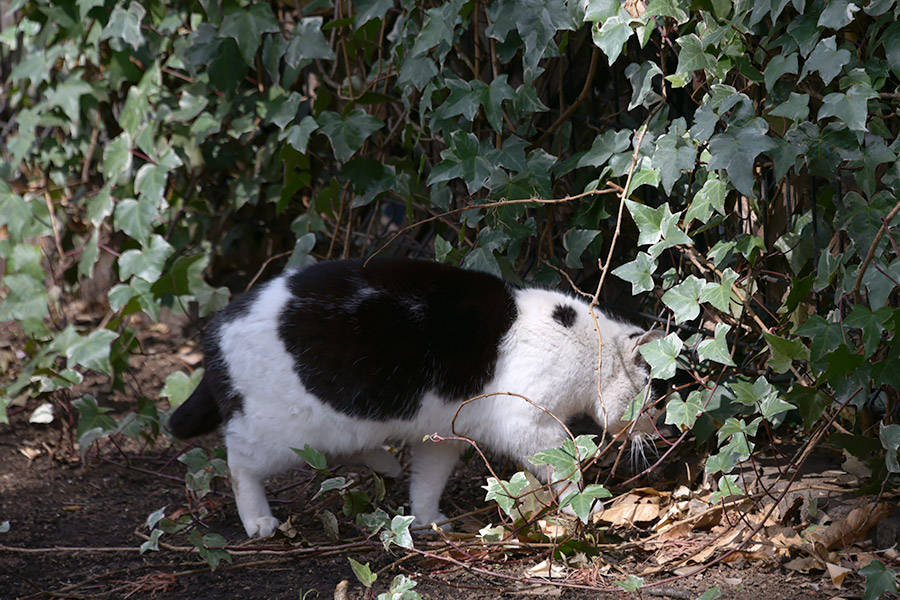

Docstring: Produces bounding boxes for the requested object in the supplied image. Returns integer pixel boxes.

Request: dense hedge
[1,0,899,505]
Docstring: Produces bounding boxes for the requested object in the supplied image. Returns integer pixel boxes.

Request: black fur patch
[278,258,518,421]
[201,283,269,424]
[552,304,577,328]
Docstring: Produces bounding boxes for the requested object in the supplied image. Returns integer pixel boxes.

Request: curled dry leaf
[826,563,852,588]
[809,502,894,552]
[525,558,567,579]
[783,555,825,573]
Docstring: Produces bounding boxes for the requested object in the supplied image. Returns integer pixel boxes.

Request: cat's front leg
[409,438,462,531]
[228,449,280,538]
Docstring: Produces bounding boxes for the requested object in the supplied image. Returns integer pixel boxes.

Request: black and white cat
[169,258,658,538]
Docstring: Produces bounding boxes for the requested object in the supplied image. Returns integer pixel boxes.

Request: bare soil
[0,320,897,600]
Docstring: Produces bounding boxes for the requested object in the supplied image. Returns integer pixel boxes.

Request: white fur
[217,282,654,537]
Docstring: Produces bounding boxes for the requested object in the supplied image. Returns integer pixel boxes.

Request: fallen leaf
[537,519,566,539]
[809,502,894,551]
[657,522,694,541]
[525,558,567,578]
[593,502,660,526]
[826,563,852,588]
[19,447,40,460]
[784,556,825,573]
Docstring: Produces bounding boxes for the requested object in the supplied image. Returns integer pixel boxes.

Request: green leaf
[860,560,899,600]
[817,0,860,29]
[354,0,393,28]
[818,85,877,132]
[77,230,100,280]
[612,252,657,294]
[665,391,705,430]
[577,129,631,169]
[639,333,684,379]
[428,131,494,194]
[709,474,745,504]
[625,61,663,110]
[281,115,319,153]
[699,268,739,315]
[348,557,378,588]
[697,323,735,366]
[560,484,611,524]
[661,276,705,323]
[100,3,146,50]
[769,93,810,121]
[293,444,328,471]
[614,574,645,592]
[764,52,798,91]
[763,332,808,373]
[675,34,716,77]
[286,17,336,65]
[219,4,281,66]
[118,235,174,283]
[484,472,530,516]
[592,13,632,65]
[879,423,900,473]
[563,229,601,269]
[625,163,662,196]
[800,36,851,85]
[707,118,776,198]
[654,131,696,194]
[160,369,204,408]
[114,198,157,245]
[844,305,891,357]
[381,515,415,551]
[103,133,132,181]
[697,587,722,600]
[317,110,384,162]
[685,173,727,226]
[66,330,119,376]
[645,0,690,22]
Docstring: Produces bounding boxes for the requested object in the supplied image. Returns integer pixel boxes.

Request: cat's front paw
[244,516,280,538]
[412,512,451,534]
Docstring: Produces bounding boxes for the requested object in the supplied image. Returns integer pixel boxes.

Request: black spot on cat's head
[552,304,577,328]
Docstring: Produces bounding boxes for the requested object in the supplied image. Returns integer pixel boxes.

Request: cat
[168,257,659,538]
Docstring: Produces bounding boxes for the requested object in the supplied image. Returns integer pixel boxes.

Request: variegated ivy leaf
[612,252,657,294]
[661,275,705,323]
[639,333,684,380]
[697,323,735,366]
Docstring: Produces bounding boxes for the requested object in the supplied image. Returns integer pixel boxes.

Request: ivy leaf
[354,0,393,29]
[77,230,100,280]
[102,133,132,181]
[818,85,877,132]
[860,560,899,600]
[100,3,146,50]
[118,235,174,283]
[662,275,705,323]
[160,369,204,408]
[844,305,891,357]
[381,515,416,550]
[764,52,798,91]
[293,444,328,471]
[114,198,157,245]
[348,557,378,588]
[697,323,735,366]
[644,0,690,23]
[560,484,611,524]
[708,118,776,198]
[317,110,384,162]
[286,17,336,65]
[563,229,601,269]
[428,131,494,194]
[799,36,851,85]
[763,332,808,373]
[665,391,705,430]
[880,424,900,474]
[817,0,860,30]
[66,330,119,376]
[592,13,632,65]
[769,93,810,121]
[675,34,716,77]
[218,4,281,66]
[281,115,319,153]
[612,252,657,294]
[625,61,663,110]
[699,268,739,314]
[484,472,530,517]
[577,129,631,169]
[685,173,727,226]
[639,333,684,380]
[654,131,696,194]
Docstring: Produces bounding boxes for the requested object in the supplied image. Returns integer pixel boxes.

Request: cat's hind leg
[409,438,462,531]
[227,447,280,538]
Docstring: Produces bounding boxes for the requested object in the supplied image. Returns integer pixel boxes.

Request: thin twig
[851,197,900,303]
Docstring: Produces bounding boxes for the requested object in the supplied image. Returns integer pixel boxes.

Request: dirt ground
[1,319,898,600]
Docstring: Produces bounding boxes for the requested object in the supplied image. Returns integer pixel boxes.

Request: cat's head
[592,325,664,440]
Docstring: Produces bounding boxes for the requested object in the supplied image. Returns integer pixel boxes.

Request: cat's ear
[631,329,665,362]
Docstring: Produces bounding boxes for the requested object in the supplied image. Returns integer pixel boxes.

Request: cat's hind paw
[244,516,280,538]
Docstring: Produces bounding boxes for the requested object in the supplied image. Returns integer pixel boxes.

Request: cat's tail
[167,373,222,438]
